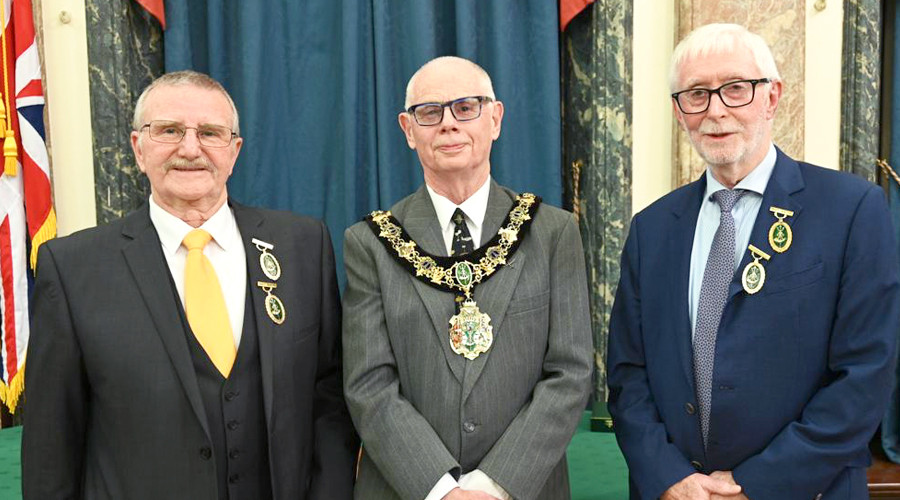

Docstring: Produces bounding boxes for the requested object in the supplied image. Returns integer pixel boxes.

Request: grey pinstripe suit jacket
[343,181,593,500]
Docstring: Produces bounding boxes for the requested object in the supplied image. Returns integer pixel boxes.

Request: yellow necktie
[183,229,236,377]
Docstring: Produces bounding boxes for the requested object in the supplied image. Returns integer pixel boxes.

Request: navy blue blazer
[608,148,900,499]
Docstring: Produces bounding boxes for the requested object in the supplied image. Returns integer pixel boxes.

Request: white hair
[404,56,496,109]
[132,70,240,135]
[669,23,781,92]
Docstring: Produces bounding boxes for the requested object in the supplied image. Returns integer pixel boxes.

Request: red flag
[0,0,54,413]
[135,0,166,30]
[560,0,595,31]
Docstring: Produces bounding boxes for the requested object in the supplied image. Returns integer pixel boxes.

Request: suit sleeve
[606,217,697,499]
[308,221,360,500]
[342,225,461,500]
[476,215,594,500]
[733,185,900,499]
[21,244,89,499]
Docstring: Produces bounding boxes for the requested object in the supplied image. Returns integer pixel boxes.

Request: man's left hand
[709,471,749,500]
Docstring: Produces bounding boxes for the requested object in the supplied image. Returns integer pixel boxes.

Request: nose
[438,105,459,131]
[705,91,728,117]
[177,128,203,157]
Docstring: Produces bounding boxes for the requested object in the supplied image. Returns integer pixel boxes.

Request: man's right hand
[661,473,743,499]
[442,487,502,500]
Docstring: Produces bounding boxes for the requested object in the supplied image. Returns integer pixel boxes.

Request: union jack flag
[0,0,54,414]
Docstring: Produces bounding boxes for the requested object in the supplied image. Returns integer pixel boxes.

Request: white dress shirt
[423,176,511,500]
[689,143,777,339]
[426,176,491,254]
[149,196,247,348]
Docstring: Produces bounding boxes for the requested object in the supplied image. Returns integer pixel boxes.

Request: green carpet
[0,425,20,499]
[568,412,629,499]
[0,412,627,499]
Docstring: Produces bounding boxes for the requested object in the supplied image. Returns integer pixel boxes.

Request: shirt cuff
[458,469,512,500]
[424,472,460,500]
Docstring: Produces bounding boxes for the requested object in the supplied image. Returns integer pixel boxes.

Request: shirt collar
[704,143,777,200]
[148,195,239,256]
[426,176,491,230]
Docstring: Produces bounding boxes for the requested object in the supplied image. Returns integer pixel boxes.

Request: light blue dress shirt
[688,143,777,339]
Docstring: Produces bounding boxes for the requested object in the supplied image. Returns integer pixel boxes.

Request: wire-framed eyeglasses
[139,120,237,148]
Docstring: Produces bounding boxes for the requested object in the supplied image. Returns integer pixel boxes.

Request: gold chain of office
[367,193,539,298]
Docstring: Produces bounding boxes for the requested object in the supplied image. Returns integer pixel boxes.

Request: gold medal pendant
[449,298,493,360]
[257,281,286,325]
[252,238,282,280]
[742,244,771,295]
[768,207,794,253]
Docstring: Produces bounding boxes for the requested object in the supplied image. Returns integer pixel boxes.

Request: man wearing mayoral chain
[22,71,358,499]
[342,56,593,500]
[608,23,900,500]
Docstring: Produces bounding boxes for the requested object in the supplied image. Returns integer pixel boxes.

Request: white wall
[804,0,842,170]
[41,0,95,236]
[632,1,676,214]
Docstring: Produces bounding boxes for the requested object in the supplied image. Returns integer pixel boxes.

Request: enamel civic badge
[252,238,282,281]
[741,244,771,295]
[257,281,286,325]
[767,206,794,254]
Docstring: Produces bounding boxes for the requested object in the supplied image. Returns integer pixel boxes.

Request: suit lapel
[397,187,465,382]
[231,202,276,429]
[460,182,520,402]
[669,179,707,389]
[728,149,805,300]
[120,206,210,439]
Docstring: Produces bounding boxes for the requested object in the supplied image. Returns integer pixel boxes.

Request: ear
[130,130,147,173]
[398,112,417,149]
[224,136,243,178]
[672,99,687,130]
[764,79,783,120]
[490,100,504,140]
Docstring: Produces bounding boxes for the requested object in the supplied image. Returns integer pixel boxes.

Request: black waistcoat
[183,287,273,500]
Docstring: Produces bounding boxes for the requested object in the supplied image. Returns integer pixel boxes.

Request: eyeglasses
[671,78,771,114]
[139,120,237,148]
[406,96,493,126]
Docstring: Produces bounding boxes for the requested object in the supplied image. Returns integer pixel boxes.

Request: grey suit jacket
[22,201,358,500]
[343,181,593,500]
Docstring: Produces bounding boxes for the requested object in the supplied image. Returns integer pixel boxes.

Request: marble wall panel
[674,0,805,186]
[561,0,632,427]
[840,0,880,182]
[86,0,163,224]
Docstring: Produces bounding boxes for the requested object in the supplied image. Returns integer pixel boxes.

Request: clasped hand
[661,471,749,500]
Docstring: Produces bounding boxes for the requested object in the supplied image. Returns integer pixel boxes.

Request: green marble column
[840,0,880,182]
[561,0,633,431]
[85,0,163,224]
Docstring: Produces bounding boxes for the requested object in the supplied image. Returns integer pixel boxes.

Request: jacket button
[224,391,239,401]
[199,447,212,460]
[463,421,476,433]
[227,420,240,430]
[228,473,240,484]
[685,402,696,415]
[229,449,240,460]
[690,460,703,471]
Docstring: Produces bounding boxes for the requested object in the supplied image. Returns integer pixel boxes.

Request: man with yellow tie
[22,71,358,500]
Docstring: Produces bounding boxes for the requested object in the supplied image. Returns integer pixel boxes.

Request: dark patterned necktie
[694,188,745,447]
[450,208,474,256]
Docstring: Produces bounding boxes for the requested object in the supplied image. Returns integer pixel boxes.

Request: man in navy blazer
[608,23,900,499]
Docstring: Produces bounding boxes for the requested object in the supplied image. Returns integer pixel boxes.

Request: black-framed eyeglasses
[671,78,771,114]
[139,120,237,148]
[406,96,493,126]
